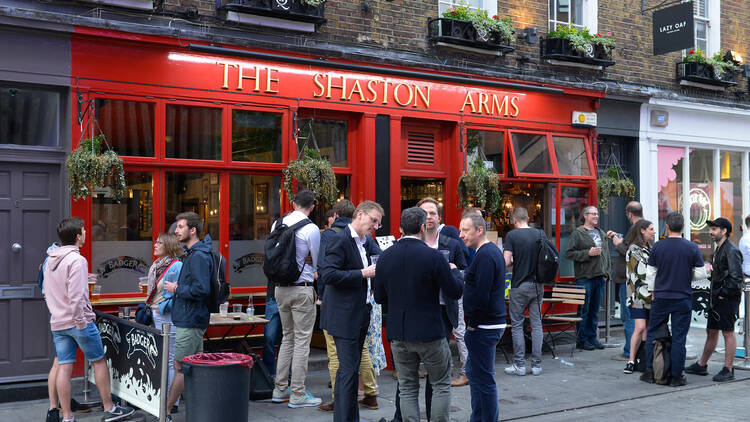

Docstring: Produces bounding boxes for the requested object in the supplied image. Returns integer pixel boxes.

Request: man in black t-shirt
[503,207,547,376]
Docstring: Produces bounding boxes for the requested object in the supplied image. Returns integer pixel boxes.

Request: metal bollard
[159,323,171,422]
[736,278,750,370]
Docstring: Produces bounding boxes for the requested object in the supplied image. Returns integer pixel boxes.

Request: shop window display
[689,149,714,264]
[91,172,153,293]
[720,151,742,245]
[657,146,685,238]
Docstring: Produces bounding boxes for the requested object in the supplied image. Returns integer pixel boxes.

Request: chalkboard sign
[89,311,165,417]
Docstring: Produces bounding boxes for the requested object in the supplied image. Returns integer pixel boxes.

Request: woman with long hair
[623,219,655,374]
[146,233,183,400]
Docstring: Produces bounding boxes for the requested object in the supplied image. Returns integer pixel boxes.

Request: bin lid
[182,352,253,368]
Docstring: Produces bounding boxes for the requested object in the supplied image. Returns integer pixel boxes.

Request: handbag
[136,260,178,326]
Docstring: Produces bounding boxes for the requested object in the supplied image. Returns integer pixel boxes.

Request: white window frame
[683,0,720,55]
[438,0,497,18]
[548,0,598,33]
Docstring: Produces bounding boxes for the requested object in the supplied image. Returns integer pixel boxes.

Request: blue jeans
[262,297,282,376]
[52,322,105,364]
[576,277,605,344]
[645,297,692,378]
[618,283,634,356]
[465,327,504,422]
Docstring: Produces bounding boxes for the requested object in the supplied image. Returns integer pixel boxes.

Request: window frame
[548,0,598,33]
[438,0,497,18]
[507,130,595,180]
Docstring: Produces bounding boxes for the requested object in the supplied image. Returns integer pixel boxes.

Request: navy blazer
[374,237,463,342]
[437,234,467,328]
[320,225,379,339]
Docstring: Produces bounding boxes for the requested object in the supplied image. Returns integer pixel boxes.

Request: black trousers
[393,308,452,422]
[333,306,371,422]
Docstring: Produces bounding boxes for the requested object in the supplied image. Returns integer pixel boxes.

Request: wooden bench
[542,284,586,356]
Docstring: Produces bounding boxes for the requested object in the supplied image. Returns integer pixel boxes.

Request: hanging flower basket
[65,135,126,201]
[282,145,338,205]
[457,155,501,213]
[597,166,635,212]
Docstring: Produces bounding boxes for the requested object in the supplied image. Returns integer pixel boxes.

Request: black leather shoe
[669,375,687,387]
[640,368,654,384]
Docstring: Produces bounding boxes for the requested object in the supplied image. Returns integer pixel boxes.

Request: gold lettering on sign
[217,62,237,90]
[414,86,430,108]
[366,80,379,103]
[461,91,520,117]
[393,83,413,107]
[461,92,477,113]
[347,80,365,102]
[381,81,390,104]
[309,74,431,108]
[491,95,508,116]
[238,65,260,91]
[313,73,325,97]
[327,76,347,100]
[266,68,279,93]
[510,96,520,117]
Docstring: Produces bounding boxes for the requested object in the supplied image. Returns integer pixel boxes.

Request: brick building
[1,0,748,381]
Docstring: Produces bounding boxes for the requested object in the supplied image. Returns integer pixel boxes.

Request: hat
[707,217,732,233]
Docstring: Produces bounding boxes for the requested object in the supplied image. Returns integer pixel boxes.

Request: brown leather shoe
[358,394,379,410]
[317,401,334,412]
[451,374,469,387]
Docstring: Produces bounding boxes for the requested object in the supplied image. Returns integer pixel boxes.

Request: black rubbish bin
[181,352,253,422]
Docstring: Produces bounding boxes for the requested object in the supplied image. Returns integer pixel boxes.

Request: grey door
[0,162,60,382]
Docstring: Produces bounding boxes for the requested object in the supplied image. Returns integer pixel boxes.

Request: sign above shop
[652,2,694,56]
[572,111,597,128]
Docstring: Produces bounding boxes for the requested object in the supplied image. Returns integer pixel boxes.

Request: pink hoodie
[43,245,95,331]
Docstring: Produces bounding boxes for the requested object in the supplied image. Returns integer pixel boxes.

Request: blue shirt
[647,237,703,299]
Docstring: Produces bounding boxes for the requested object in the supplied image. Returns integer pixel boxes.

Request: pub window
[510,132,553,175]
[91,171,153,293]
[231,110,283,163]
[164,171,220,254]
[165,104,222,160]
[228,174,282,288]
[467,129,503,174]
[548,0,598,32]
[438,0,497,17]
[0,86,60,147]
[298,118,348,168]
[308,175,351,228]
[95,98,155,157]
[552,136,590,176]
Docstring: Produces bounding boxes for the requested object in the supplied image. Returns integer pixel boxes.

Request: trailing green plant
[457,155,501,213]
[546,25,615,55]
[65,134,126,201]
[283,146,338,205]
[597,166,635,212]
[684,47,740,77]
[301,0,325,7]
[442,4,514,45]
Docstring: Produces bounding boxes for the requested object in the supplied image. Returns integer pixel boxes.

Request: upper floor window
[548,0,598,32]
[693,0,709,52]
[438,0,497,17]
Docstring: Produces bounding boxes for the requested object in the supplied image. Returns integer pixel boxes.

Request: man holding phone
[565,206,611,350]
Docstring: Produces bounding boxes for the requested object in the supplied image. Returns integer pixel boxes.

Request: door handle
[11,243,22,253]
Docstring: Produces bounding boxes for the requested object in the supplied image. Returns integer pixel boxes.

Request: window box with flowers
[676,48,739,90]
[541,25,615,70]
[428,5,514,56]
[218,0,326,33]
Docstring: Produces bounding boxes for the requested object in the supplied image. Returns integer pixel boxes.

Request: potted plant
[596,166,635,212]
[283,145,339,205]
[65,134,126,201]
[542,25,615,65]
[457,155,501,213]
[429,3,514,52]
[679,48,740,85]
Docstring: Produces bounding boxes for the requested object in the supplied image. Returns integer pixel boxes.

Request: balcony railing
[540,37,614,69]
[428,18,514,55]
[676,62,738,88]
[218,0,326,31]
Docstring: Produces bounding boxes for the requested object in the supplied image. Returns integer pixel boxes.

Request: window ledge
[678,80,727,92]
[77,0,154,10]
[545,59,603,71]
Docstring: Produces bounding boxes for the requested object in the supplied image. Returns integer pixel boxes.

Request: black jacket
[711,239,743,300]
[463,242,507,328]
[319,225,380,339]
[173,234,214,330]
[437,234,468,328]
[374,237,463,342]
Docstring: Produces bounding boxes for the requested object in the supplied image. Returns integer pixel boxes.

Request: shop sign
[652,2,694,56]
[572,111,597,128]
[679,187,712,231]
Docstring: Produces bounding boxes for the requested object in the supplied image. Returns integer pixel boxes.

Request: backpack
[37,242,61,294]
[536,230,559,284]
[263,217,312,286]
[652,321,672,385]
[206,252,230,313]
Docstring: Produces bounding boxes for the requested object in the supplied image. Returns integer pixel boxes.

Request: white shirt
[425,234,446,305]
[271,211,320,284]
[740,233,750,276]
[349,224,370,304]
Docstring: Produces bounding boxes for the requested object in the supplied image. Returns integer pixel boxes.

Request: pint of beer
[138,277,149,295]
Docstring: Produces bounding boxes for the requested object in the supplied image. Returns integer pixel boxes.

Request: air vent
[407,131,435,165]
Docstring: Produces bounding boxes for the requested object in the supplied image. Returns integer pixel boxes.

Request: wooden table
[205,313,269,353]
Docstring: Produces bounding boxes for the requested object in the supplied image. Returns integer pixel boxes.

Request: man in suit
[320,200,384,422]
[375,207,463,422]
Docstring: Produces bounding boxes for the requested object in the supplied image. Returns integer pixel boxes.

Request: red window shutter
[406,130,435,165]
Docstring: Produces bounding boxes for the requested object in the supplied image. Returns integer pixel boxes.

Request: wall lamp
[517,27,538,44]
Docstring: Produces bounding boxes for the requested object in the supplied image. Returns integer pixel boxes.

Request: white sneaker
[272,387,291,403]
[288,391,323,408]
[531,366,542,376]
[504,364,526,376]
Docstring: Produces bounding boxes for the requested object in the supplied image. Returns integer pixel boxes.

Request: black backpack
[263,217,312,286]
[206,252,230,313]
[536,229,559,284]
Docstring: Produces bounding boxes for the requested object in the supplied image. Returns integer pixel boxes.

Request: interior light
[724,50,743,65]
